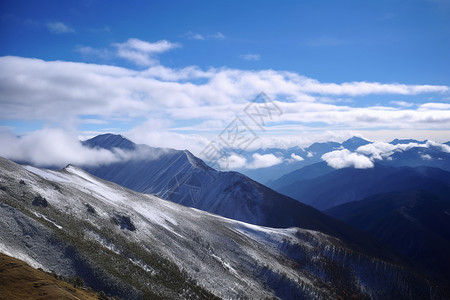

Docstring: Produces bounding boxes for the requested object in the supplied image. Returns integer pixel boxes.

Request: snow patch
[33,212,62,229]
[25,166,70,182]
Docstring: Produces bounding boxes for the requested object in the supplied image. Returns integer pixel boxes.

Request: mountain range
[2,132,450,299]
[234,136,371,184]
[274,163,450,210]
[81,135,363,235]
[236,137,450,184]
[2,157,447,298]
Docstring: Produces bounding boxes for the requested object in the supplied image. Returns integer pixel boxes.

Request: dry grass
[0,253,99,300]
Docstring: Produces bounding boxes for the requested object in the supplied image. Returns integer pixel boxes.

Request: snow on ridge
[25,165,70,182]
[34,211,63,229]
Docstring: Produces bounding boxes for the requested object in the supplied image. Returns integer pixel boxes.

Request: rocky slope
[1,157,447,299]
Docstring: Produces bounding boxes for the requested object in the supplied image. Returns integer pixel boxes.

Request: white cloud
[290,153,304,161]
[356,142,397,160]
[426,140,450,153]
[216,153,283,170]
[127,119,209,154]
[321,149,374,169]
[0,128,129,167]
[218,153,247,169]
[240,54,261,61]
[208,32,226,39]
[421,154,432,160]
[418,102,450,110]
[307,152,314,158]
[297,79,448,96]
[182,31,225,40]
[390,100,414,107]
[113,38,180,66]
[46,22,75,34]
[0,51,449,155]
[182,31,205,40]
[76,46,112,59]
[248,153,283,169]
[355,140,450,162]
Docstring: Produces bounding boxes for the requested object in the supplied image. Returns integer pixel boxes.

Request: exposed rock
[32,195,48,207]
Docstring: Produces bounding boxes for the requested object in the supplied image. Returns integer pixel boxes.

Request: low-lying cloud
[0,129,134,168]
[217,153,284,170]
[322,140,450,169]
[321,149,374,169]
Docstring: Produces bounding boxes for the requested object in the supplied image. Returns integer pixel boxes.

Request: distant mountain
[325,190,450,286]
[81,135,400,256]
[341,136,371,151]
[379,146,450,171]
[3,157,447,298]
[236,136,370,184]
[390,138,427,145]
[232,146,312,184]
[81,133,136,150]
[305,140,341,154]
[267,161,334,190]
[276,164,450,210]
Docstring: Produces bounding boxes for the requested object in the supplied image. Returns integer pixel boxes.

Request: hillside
[325,190,450,286]
[0,253,100,300]
[1,156,447,299]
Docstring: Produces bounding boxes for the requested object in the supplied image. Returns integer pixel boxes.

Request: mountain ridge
[2,156,446,298]
[325,189,450,286]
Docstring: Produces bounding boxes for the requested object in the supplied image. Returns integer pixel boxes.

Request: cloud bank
[1,53,448,130]
[0,38,449,164]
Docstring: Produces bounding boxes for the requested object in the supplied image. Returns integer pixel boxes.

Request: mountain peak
[390,138,426,145]
[83,133,136,151]
[184,150,214,171]
[341,136,371,151]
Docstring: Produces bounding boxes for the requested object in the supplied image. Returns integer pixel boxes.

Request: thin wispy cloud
[208,32,225,39]
[240,54,261,61]
[113,38,180,66]
[76,46,112,59]
[181,31,225,40]
[78,38,180,66]
[182,31,205,40]
[46,22,75,34]
[390,100,414,107]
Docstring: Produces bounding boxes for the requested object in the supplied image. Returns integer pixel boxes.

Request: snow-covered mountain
[233,137,373,184]
[229,137,450,184]
[1,156,447,299]
[81,135,370,238]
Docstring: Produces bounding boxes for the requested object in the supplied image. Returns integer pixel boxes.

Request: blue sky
[2,0,450,83]
[0,0,449,166]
